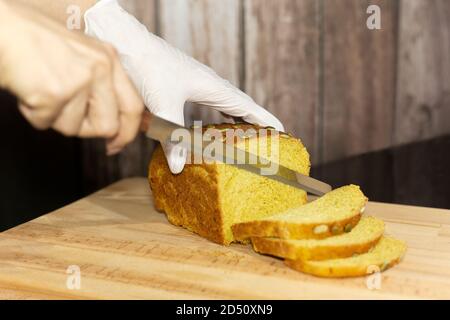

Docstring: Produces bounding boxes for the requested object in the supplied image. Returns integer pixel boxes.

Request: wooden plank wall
[81,0,450,189]
[158,0,241,125]
[395,0,450,145]
[321,0,398,163]
[244,0,320,161]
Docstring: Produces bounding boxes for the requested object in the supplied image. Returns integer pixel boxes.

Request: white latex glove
[84,0,284,174]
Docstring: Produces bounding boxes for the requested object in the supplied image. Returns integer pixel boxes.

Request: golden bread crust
[149,146,227,244]
[254,236,380,261]
[251,218,384,261]
[251,216,384,260]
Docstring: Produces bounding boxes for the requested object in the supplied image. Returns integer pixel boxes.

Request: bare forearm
[14,0,97,28]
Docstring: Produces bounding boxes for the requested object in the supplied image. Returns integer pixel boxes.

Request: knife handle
[139,110,152,133]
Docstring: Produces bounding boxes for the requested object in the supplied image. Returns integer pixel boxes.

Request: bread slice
[232,185,367,241]
[149,123,311,245]
[251,216,384,261]
[285,236,407,277]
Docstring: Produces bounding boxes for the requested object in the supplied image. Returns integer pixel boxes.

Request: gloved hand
[0,0,144,155]
[84,0,284,174]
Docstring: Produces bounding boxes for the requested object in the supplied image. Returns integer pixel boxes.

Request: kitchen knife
[141,113,332,196]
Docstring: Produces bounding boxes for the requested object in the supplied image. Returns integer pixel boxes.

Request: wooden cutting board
[1,178,449,299]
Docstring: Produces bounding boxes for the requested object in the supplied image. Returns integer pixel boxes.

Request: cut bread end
[251,216,384,261]
[285,236,407,278]
[232,184,367,241]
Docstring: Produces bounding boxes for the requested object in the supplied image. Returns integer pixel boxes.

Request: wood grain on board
[244,0,320,162]
[1,178,450,299]
[322,0,398,163]
[395,0,450,145]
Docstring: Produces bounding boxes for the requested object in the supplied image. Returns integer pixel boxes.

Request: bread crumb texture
[251,216,384,261]
[231,184,367,241]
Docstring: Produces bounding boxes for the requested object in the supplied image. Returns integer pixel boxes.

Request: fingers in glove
[218,112,241,124]
[161,140,187,174]
[153,100,188,174]
[190,79,285,132]
[239,104,285,132]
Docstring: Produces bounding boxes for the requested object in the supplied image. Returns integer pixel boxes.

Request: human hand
[85,0,284,172]
[0,0,144,154]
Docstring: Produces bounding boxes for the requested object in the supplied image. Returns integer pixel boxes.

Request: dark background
[0,90,84,230]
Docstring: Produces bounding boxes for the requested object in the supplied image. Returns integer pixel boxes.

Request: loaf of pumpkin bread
[148,123,311,245]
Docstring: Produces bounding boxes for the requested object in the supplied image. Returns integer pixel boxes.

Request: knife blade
[141,113,332,196]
